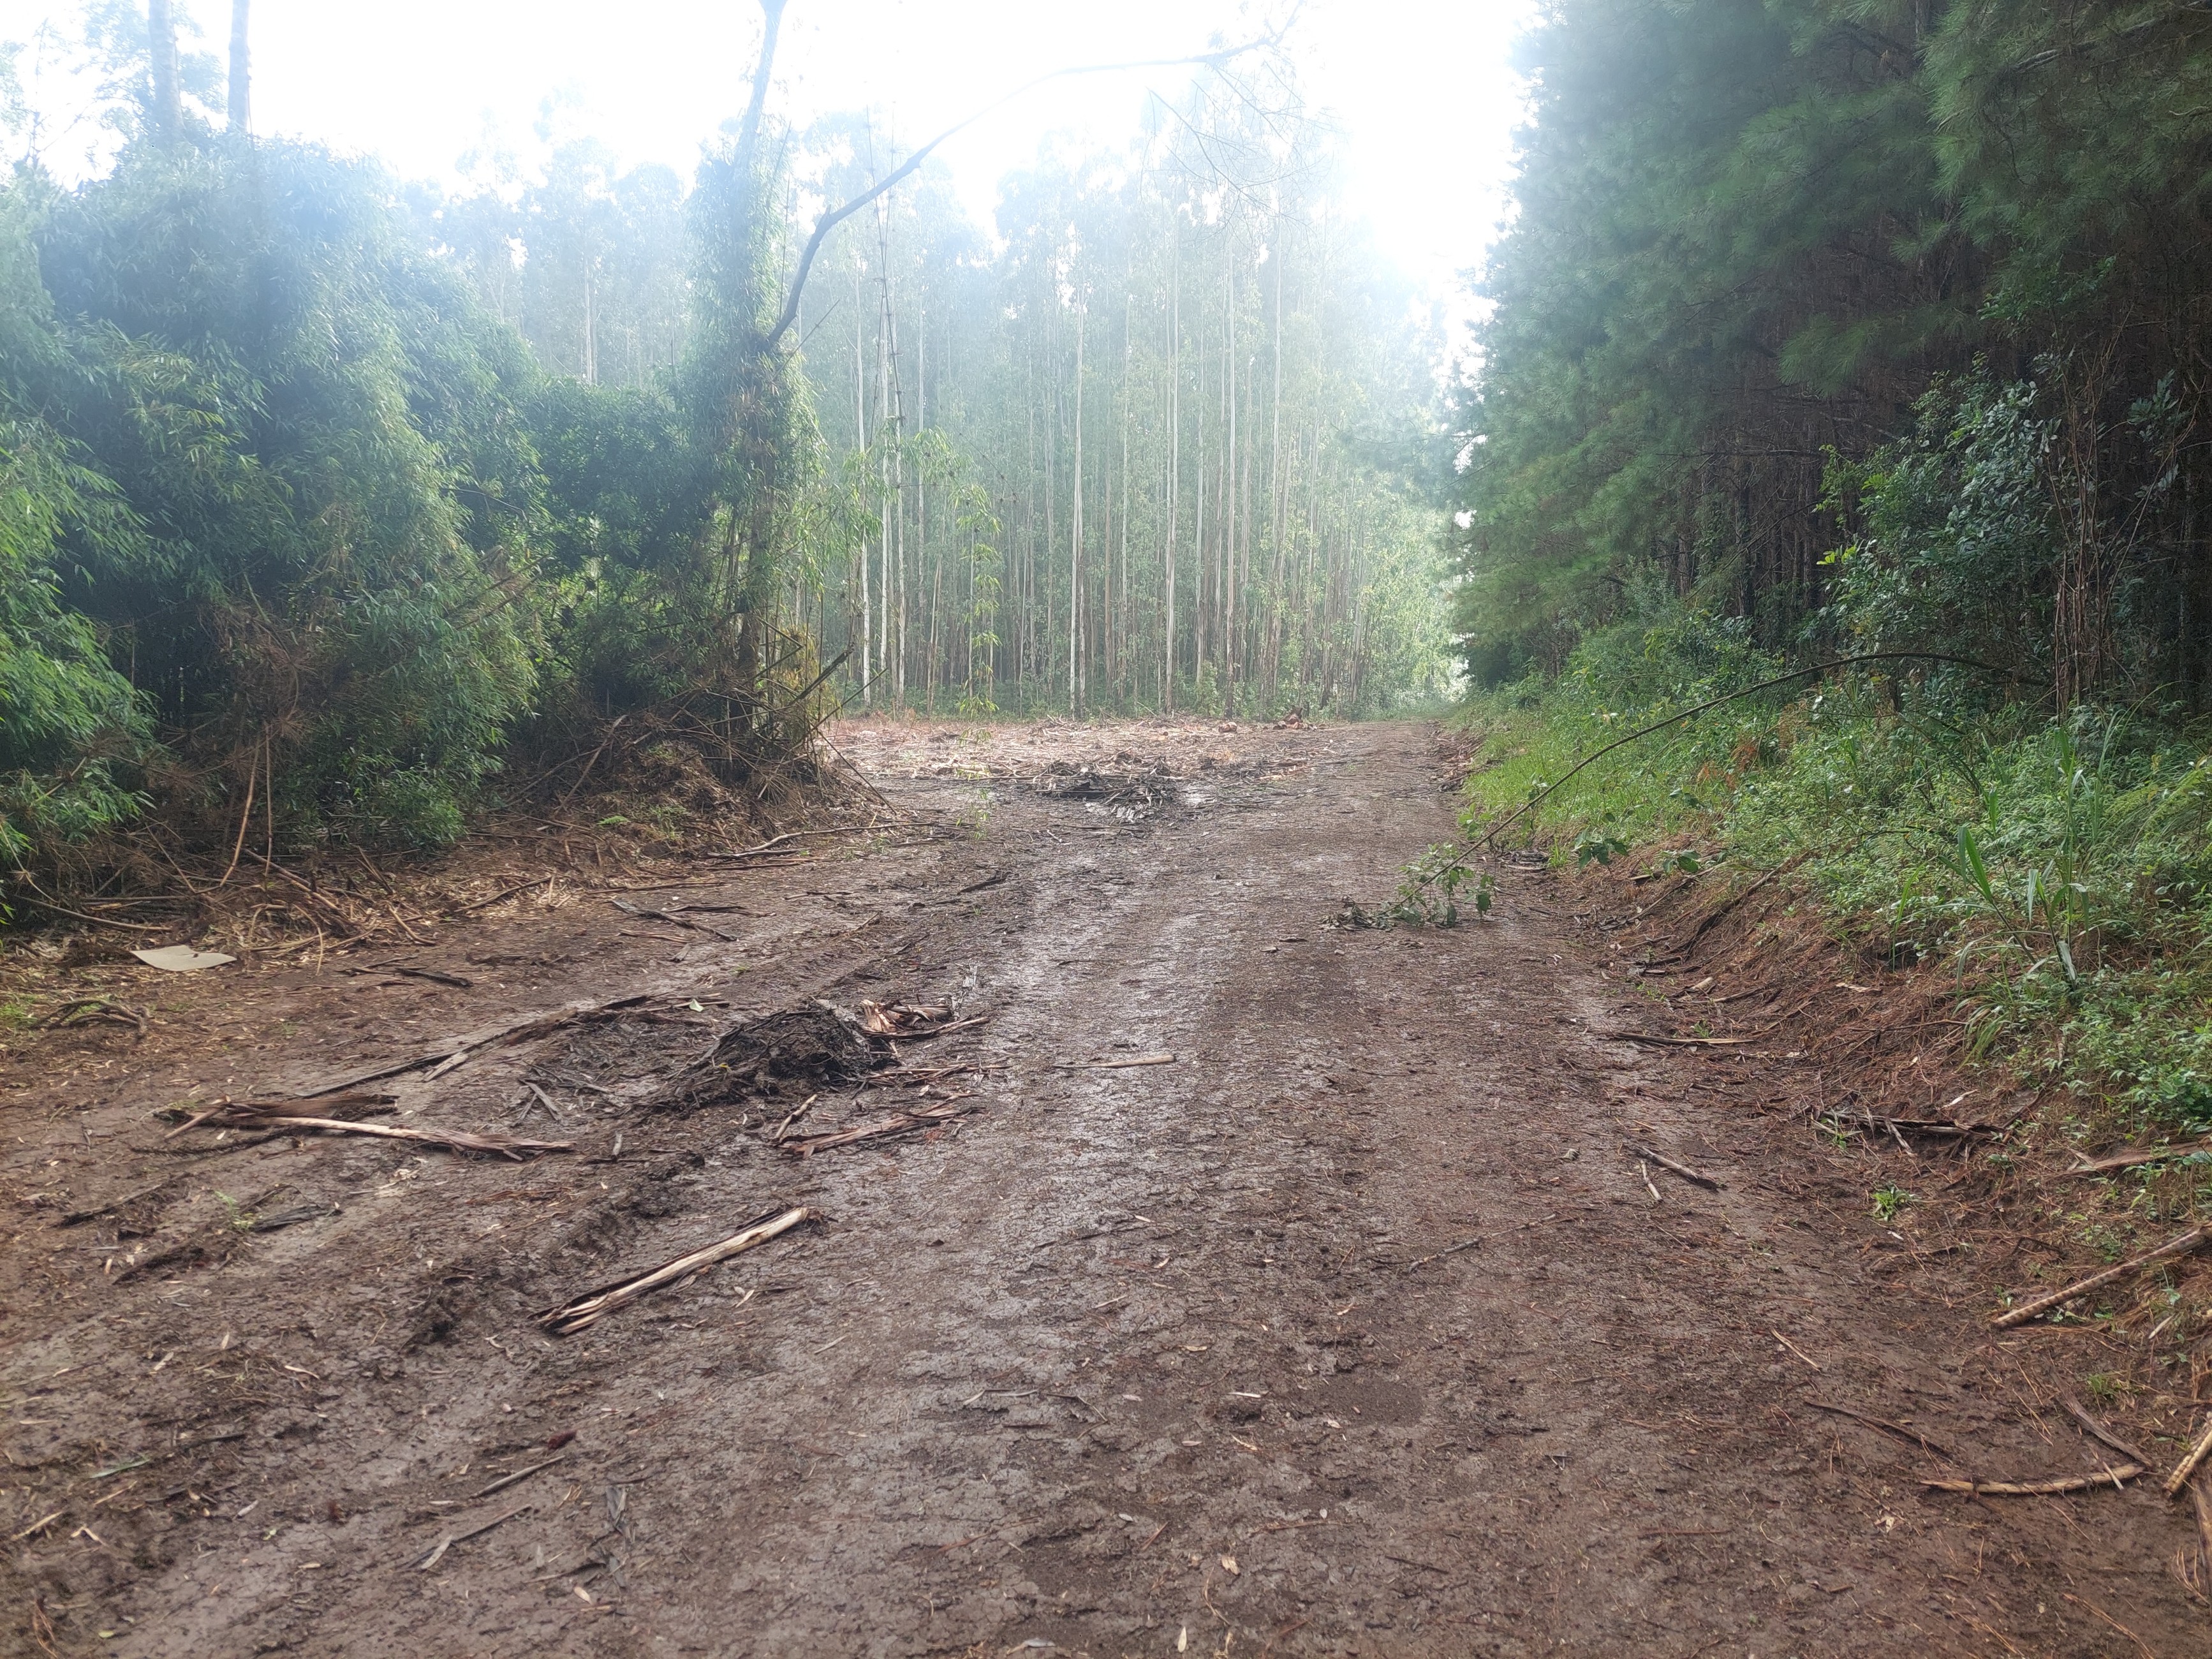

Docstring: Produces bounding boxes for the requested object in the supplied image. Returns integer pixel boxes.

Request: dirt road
[3,720,2198,1656]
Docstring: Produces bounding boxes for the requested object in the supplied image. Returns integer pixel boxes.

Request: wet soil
[2,719,2202,1656]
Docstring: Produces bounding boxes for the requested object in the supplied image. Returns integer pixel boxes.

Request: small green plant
[952,788,994,835]
[214,1192,256,1232]
[1871,1183,1913,1221]
[2084,1371,2121,1403]
[1381,843,1494,927]
[1574,816,1632,867]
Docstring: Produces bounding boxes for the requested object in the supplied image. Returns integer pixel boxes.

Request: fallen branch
[1463,653,2012,857]
[2165,1415,2212,1499]
[610,897,735,940]
[1406,1235,1483,1270]
[1804,1397,1956,1460]
[1822,1108,2002,1140]
[449,875,558,916]
[1991,1226,2209,1329]
[36,997,150,1038]
[1624,1142,1723,1190]
[1597,1029,1755,1049]
[293,994,652,1096]
[178,1102,570,1161]
[392,966,472,989]
[705,827,864,861]
[781,1102,972,1155]
[2062,1396,2148,1467]
[2070,1141,2212,1177]
[1678,853,1812,955]
[1054,1052,1177,1070]
[1922,1466,2143,1497]
[537,1206,821,1335]
[411,1502,532,1571]
[471,1454,570,1500]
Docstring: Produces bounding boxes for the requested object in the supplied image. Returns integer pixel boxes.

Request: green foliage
[1376,844,1492,928]
[1819,373,2056,684]
[1463,593,2212,1133]
[0,417,149,866]
[6,138,542,851]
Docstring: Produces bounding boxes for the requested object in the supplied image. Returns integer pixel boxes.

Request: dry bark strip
[781,1102,972,1155]
[2062,1396,2148,1466]
[173,1099,570,1160]
[537,1206,822,1335]
[1595,1029,1754,1049]
[1991,1225,2209,1328]
[1922,1466,2144,1497]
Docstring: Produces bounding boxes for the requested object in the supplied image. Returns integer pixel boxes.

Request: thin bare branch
[760,22,1294,350]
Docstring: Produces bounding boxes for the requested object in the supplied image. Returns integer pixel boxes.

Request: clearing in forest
[2,720,2201,1656]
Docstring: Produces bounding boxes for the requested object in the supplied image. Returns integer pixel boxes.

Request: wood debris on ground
[537,1206,822,1335]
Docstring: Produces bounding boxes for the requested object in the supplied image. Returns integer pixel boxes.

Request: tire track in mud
[4,721,2201,1657]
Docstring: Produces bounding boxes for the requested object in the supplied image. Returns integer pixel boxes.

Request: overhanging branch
[756,15,1297,350]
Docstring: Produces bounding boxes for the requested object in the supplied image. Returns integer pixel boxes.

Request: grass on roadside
[1454,609,2212,1138]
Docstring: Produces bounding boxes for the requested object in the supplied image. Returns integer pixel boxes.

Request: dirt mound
[650,1003,884,1112]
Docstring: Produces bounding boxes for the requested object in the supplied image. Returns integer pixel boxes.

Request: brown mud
[1,719,2203,1656]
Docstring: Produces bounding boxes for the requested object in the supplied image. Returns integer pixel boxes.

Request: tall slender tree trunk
[1070,300,1084,715]
[1165,221,1180,712]
[1267,224,1287,704]
[1223,258,1238,719]
[854,263,872,703]
[226,0,251,133]
[1119,293,1132,708]
[148,0,182,143]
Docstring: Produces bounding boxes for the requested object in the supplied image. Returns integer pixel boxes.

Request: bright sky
[3,0,1530,344]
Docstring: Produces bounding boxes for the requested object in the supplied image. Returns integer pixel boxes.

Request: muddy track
[1,721,2198,1656]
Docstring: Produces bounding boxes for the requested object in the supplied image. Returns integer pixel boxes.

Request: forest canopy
[0,2,1451,890]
